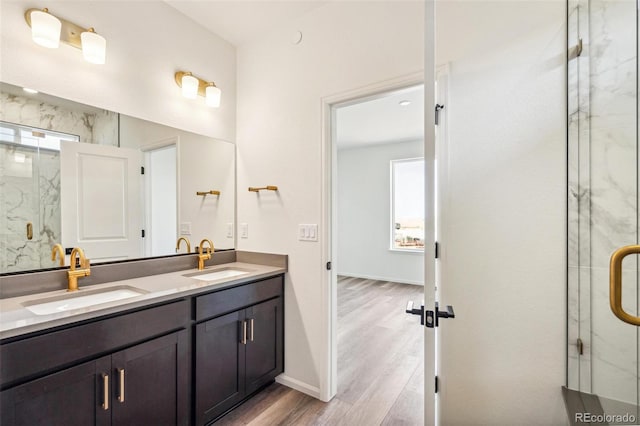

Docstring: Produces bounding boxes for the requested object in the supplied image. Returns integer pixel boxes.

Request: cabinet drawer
[1,299,189,388]
[195,276,283,322]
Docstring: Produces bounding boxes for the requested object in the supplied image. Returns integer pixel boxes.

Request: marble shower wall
[0,91,118,272]
[568,0,639,406]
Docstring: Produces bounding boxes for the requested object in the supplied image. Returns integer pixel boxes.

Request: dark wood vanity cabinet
[1,356,112,426]
[1,331,188,426]
[0,273,284,426]
[0,301,190,426]
[195,276,284,425]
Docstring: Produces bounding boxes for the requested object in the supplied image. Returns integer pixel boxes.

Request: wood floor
[215,276,424,425]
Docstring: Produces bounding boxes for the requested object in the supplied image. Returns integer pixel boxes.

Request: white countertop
[0,262,285,340]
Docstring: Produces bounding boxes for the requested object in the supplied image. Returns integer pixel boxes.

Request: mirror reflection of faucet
[176,237,191,253]
[67,247,91,292]
[198,239,214,270]
[51,243,65,266]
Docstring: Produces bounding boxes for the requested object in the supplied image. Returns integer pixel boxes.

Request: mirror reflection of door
[144,143,177,257]
[60,141,143,263]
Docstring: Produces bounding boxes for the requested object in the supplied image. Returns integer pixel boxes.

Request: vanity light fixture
[22,87,39,94]
[25,8,107,64]
[175,71,222,108]
[399,100,411,106]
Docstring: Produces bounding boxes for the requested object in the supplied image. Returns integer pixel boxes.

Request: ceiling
[165,1,328,46]
[335,85,424,149]
[164,1,424,148]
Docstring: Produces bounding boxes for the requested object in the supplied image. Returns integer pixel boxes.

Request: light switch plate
[180,222,192,235]
[226,223,234,238]
[298,224,318,242]
[240,223,248,239]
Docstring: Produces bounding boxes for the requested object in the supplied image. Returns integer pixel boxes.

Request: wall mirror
[0,82,235,274]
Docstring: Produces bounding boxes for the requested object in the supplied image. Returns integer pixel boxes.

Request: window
[0,121,79,151]
[391,158,425,251]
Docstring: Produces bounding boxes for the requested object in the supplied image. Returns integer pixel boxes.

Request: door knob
[407,300,455,328]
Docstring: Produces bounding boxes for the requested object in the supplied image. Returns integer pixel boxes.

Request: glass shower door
[567,0,640,421]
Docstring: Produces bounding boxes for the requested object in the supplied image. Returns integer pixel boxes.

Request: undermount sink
[184,267,251,282]
[22,285,148,316]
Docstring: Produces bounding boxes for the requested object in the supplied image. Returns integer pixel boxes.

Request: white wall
[0,0,236,141]
[237,1,425,394]
[337,140,424,285]
[436,1,567,424]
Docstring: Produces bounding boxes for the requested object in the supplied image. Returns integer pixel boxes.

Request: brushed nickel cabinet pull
[249,318,254,342]
[118,368,125,403]
[102,374,109,410]
[242,320,247,345]
[26,222,33,240]
[610,245,640,326]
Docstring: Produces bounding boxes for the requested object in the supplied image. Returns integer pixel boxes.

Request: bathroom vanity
[0,253,286,425]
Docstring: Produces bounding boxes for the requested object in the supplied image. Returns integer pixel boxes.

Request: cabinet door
[195,310,246,425]
[245,297,284,394]
[111,330,189,426]
[0,356,111,426]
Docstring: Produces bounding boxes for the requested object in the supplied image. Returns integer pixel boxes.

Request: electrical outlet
[226,223,234,238]
[240,223,248,239]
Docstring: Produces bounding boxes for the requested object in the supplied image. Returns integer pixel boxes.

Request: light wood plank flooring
[215,276,424,425]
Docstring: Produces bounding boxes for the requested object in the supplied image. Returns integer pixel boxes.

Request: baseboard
[337,272,424,286]
[275,374,321,399]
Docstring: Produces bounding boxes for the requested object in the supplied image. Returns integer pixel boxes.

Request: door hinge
[577,338,584,355]
[141,166,145,175]
[435,104,445,125]
[435,241,439,259]
[326,262,332,271]
[141,229,145,238]
[435,376,439,393]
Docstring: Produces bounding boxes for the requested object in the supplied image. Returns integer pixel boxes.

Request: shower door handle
[610,245,640,326]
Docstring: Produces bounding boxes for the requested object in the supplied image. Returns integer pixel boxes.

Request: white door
[60,141,142,263]
[423,1,438,423]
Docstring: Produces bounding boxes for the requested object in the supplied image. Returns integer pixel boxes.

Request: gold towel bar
[248,186,278,192]
[196,190,220,196]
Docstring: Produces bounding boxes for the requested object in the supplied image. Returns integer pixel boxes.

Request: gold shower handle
[610,245,640,326]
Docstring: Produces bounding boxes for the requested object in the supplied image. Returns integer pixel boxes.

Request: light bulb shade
[181,74,199,99]
[30,10,61,48]
[81,30,106,64]
[205,85,221,108]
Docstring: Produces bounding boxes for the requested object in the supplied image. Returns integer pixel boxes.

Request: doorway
[142,140,178,257]
[324,80,426,424]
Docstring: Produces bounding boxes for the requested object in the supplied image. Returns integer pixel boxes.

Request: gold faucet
[68,247,91,292]
[176,237,191,253]
[51,244,65,266]
[198,239,214,270]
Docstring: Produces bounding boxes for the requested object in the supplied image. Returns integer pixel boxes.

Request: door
[0,356,111,426]
[195,310,246,425]
[60,141,142,263]
[111,330,188,426]
[567,0,639,417]
[245,297,284,394]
